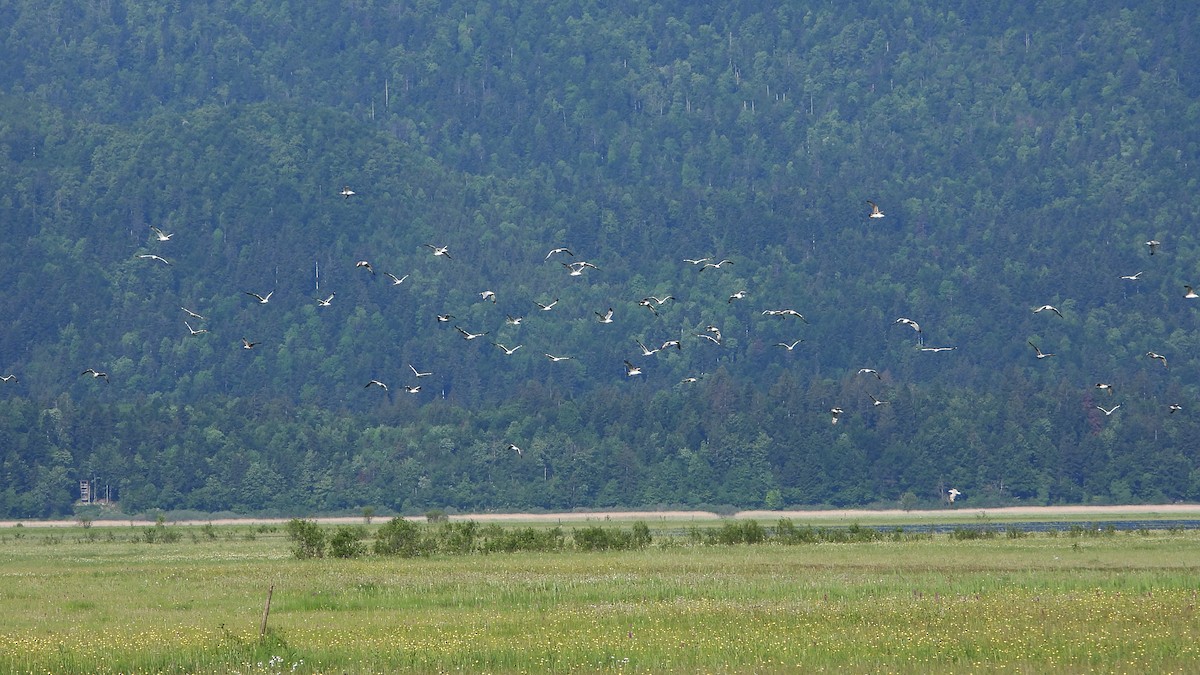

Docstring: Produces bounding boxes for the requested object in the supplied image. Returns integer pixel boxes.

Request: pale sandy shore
[4,503,1200,528]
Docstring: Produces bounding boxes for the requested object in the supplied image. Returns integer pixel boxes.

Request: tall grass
[1,523,1198,673]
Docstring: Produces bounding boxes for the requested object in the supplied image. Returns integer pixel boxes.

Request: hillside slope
[1,1,1199,516]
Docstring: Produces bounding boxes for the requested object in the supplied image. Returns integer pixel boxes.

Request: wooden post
[259,584,274,640]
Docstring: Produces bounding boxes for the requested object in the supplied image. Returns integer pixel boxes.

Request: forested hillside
[2,1,1199,517]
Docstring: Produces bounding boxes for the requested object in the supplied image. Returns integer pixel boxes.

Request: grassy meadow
[2,518,1199,673]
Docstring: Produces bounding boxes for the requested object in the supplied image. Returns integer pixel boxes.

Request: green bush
[374,517,424,557]
[630,521,652,548]
[142,522,182,544]
[574,522,653,551]
[709,520,766,545]
[480,525,565,553]
[773,518,817,544]
[285,518,327,559]
[573,526,630,551]
[329,525,368,558]
[437,520,479,554]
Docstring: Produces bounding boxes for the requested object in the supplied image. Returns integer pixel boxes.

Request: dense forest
[2,1,1199,517]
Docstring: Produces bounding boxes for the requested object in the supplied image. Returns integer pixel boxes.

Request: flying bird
[1095,383,1114,395]
[697,333,722,346]
[623,360,643,377]
[919,346,957,353]
[894,317,921,333]
[340,185,356,199]
[241,338,260,350]
[1120,272,1142,281]
[728,290,748,303]
[355,260,374,274]
[0,374,17,383]
[1028,341,1054,359]
[681,376,700,383]
[181,307,206,320]
[1186,285,1199,299]
[385,272,409,285]
[866,200,885,219]
[316,293,335,307]
[480,290,497,303]
[637,298,660,316]
[403,385,422,394]
[858,368,882,379]
[830,407,844,425]
[137,254,172,265]
[545,247,574,260]
[1169,404,1183,414]
[1033,305,1063,318]
[635,340,659,357]
[563,261,598,276]
[150,226,174,241]
[683,257,711,265]
[365,380,388,391]
[869,394,888,407]
[409,364,432,378]
[425,244,452,259]
[763,309,809,322]
[947,488,961,503]
[699,259,734,270]
[493,343,523,355]
[1146,351,1168,368]
[436,314,455,323]
[775,340,803,351]
[81,369,109,382]
[245,291,273,304]
[504,315,523,326]
[184,321,208,335]
[455,326,489,341]
[544,353,573,362]
[660,339,682,351]
[1096,405,1121,416]
[1146,239,1160,255]
[505,443,523,456]
[595,307,614,323]
[535,298,559,311]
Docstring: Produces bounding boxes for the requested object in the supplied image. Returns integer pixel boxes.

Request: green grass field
[2,520,1198,673]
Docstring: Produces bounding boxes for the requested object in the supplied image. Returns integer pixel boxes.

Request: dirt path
[5,504,1200,528]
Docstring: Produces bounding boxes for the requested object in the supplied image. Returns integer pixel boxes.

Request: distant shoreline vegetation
[281,515,1198,560]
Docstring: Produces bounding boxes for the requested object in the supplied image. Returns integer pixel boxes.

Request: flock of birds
[5,189,1195,506]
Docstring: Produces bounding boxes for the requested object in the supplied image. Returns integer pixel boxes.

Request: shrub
[329,525,368,558]
[142,522,182,544]
[774,518,817,544]
[709,520,766,545]
[285,518,327,559]
[574,522,653,551]
[481,525,565,553]
[846,523,881,542]
[949,526,995,540]
[437,520,479,554]
[630,521,652,548]
[574,526,630,551]
[374,517,424,557]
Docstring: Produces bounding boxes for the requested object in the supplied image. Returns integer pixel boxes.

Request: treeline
[2,2,1200,516]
